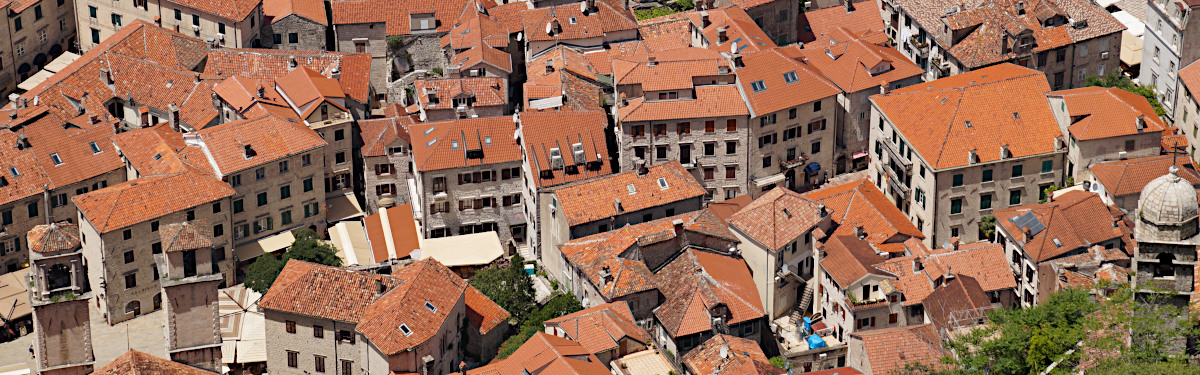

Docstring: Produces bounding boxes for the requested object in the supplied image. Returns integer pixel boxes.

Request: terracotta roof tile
[1090,154,1200,197]
[358,259,468,355]
[167,0,261,21]
[409,116,522,171]
[413,77,507,110]
[112,125,213,177]
[849,324,946,375]
[803,179,924,244]
[922,275,993,332]
[258,260,403,322]
[543,301,648,355]
[523,45,607,112]
[686,7,776,54]
[73,171,235,233]
[462,333,609,375]
[821,235,890,288]
[204,49,372,104]
[359,116,413,157]
[521,0,637,42]
[736,48,841,116]
[520,110,613,189]
[552,161,705,226]
[992,190,1132,262]
[159,221,215,252]
[872,64,1063,169]
[791,35,923,94]
[363,204,420,261]
[465,286,510,334]
[275,67,347,113]
[636,17,693,51]
[797,3,885,48]
[728,187,826,250]
[654,249,764,337]
[707,194,752,221]
[94,350,217,375]
[1179,60,1200,102]
[1050,87,1166,140]
[925,244,1018,292]
[263,0,327,25]
[27,223,82,254]
[614,48,731,92]
[212,76,300,121]
[873,257,936,306]
[196,115,326,175]
[331,0,495,35]
[682,334,783,375]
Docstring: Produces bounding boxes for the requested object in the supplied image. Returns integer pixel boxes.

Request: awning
[43,52,79,73]
[0,268,32,323]
[326,193,364,222]
[804,162,821,174]
[17,70,54,91]
[233,231,296,261]
[330,221,373,266]
[47,44,62,56]
[852,151,869,159]
[755,173,786,187]
[506,212,526,226]
[0,364,31,375]
[529,96,564,110]
[416,231,504,267]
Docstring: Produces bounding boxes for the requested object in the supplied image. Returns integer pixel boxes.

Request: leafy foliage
[494,293,583,359]
[244,229,341,294]
[1085,70,1165,116]
[769,356,788,370]
[634,0,695,20]
[978,215,997,241]
[471,255,537,323]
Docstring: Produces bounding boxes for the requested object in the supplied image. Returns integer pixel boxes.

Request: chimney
[912,258,923,273]
[599,266,614,285]
[1136,115,1146,131]
[700,11,710,28]
[331,66,341,80]
[673,219,684,235]
[211,92,221,111]
[968,149,977,164]
[637,165,649,176]
[99,68,113,85]
[584,0,595,13]
[818,204,828,217]
[544,60,555,74]
[950,237,960,251]
[288,57,298,70]
[942,271,956,286]
[1023,227,1033,242]
[879,83,888,95]
[732,53,744,68]
[243,144,257,158]
[257,85,266,98]
[168,103,180,131]
[614,198,623,213]
[139,106,150,127]
[647,56,657,67]
[845,0,855,12]
[999,144,1010,159]
[855,224,865,239]
[717,27,728,43]
[375,279,386,295]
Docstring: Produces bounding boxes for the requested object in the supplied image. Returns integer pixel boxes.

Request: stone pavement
[0,299,168,372]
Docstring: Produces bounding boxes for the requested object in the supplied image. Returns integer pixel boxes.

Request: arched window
[1155,253,1176,278]
[125,300,141,317]
[46,264,71,291]
[152,293,162,311]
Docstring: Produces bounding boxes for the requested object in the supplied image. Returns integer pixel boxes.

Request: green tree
[495,293,583,359]
[978,215,997,241]
[470,255,537,323]
[1086,70,1165,116]
[244,229,342,294]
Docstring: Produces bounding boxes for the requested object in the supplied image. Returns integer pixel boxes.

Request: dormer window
[410,13,436,33]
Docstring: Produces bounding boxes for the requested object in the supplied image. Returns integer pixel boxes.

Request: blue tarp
[805,162,821,173]
[803,316,813,332]
[807,334,827,349]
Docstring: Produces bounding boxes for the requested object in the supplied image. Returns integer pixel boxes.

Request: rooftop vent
[243,144,257,159]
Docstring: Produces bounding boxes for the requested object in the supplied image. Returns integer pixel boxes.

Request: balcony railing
[879,140,912,171]
[780,154,808,169]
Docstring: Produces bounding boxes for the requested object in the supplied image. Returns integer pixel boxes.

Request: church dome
[1138,166,1199,226]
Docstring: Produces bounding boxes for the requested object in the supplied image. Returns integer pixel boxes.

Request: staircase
[516,244,536,261]
[796,277,819,316]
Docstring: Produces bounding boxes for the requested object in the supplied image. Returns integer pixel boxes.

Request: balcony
[887,171,910,196]
[309,112,352,130]
[780,153,808,169]
[879,140,912,172]
[909,36,930,57]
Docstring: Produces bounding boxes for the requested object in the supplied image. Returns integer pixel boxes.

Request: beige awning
[0,268,31,322]
[330,221,374,266]
[233,231,296,261]
[43,52,79,73]
[326,193,365,222]
[17,70,55,91]
[415,231,504,267]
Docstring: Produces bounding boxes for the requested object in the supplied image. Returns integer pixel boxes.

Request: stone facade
[1143,0,1200,120]
[363,148,415,215]
[0,0,77,102]
[78,0,262,51]
[415,161,527,245]
[333,22,388,98]
[221,149,327,264]
[0,172,124,274]
[32,299,94,374]
[263,310,369,375]
[262,14,328,51]
[715,0,797,45]
[748,96,840,196]
[617,116,750,202]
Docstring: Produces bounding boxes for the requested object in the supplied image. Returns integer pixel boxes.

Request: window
[174,8,181,20]
[124,273,137,289]
[811,141,821,154]
[982,169,993,182]
[315,356,326,373]
[341,360,352,375]
[704,142,715,156]
[192,14,200,26]
[1041,160,1053,173]
[33,5,41,19]
[27,202,37,218]
[789,108,797,119]
[289,33,298,43]
[257,192,268,206]
[281,210,292,226]
[725,165,736,179]
[334,129,345,141]
[273,33,282,44]
[151,221,159,232]
[655,146,667,160]
[654,123,666,136]
[13,16,21,31]
[703,167,714,180]
[760,114,776,126]
[123,229,132,240]
[980,194,992,209]
[214,224,223,237]
[726,119,736,131]
[303,177,314,192]
[151,242,162,254]
[302,154,311,166]
[304,202,319,218]
[89,6,97,18]
[1056,49,1066,62]
[814,100,822,112]
[218,22,226,34]
[229,174,242,187]
[233,199,244,213]
[186,210,195,220]
[111,13,121,26]
[950,198,962,214]
[279,161,289,174]
[1009,189,1022,205]
[952,174,964,187]
[286,351,298,368]
[50,153,63,165]
[335,152,346,164]
[38,29,46,44]
[676,122,690,134]
[726,141,737,155]
[123,251,134,264]
[256,168,266,181]
[280,185,291,200]
[750,80,767,92]
[1011,165,1023,178]
[1154,253,1176,278]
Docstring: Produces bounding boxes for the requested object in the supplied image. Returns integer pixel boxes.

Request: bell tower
[155,221,223,372]
[27,222,94,375]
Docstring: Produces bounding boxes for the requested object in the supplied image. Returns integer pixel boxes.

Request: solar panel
[1011,212,1045,237]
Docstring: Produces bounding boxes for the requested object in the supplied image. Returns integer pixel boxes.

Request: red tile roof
[259,260,404,322]
[922,275,993,332]
[797,3,885,48]
[358,259,469,355]
[728,187,827,250]
[736,48,841,116]
[446,7,514,72]
[413,77,507,109]
[686,7,776,54]
[168,0,261,21]
[820,235,889,288]
[552,161,705,226]
[521,0,637,42]
[409,116,522,172]
[363,204,421,261]
[871,63,1063,169]
[195,115,326,175]
[1179,60,1200,103]
[462,332,609,375]
[204,49,372,104]
[613,47,730,92]
[543,301,648,355]
[263,0,327,25]
[331,0,495,35]
[212,76,301,121]
[73,171,235,233]
[682,334,783,375]
[160,221,215,252]
[873,256,937,306]
[94,350,217,375]
[27,223,82,254]
[618,85,749,123]
[802,179,925,245]
[520,110,613,189]
[112,125,214,177]
[359,116,413,157]
[790,35,924,94]
[654,249,765,337]
[925,244,1018,292]
[560,210,737,300]
[465,286,510,334]
[849,324,946,375]
[275,67,347,115]
[992,190,1132,262]
[707,194,753,221]
[1050,86,1166,141]
[523,45,607,112]
[1090,154,1200,197]
[636,17,693,51]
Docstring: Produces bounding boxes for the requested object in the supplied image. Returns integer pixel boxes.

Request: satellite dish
[419,112,427,122]
[730,42,737,53]
[516,31,523,41]
[580,1,587,13]
[545,21,554,35]
[719,346,728,359]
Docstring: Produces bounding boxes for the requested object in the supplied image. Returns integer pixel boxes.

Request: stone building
[27,223,95,375]
[204,48,376,119]
[881,0,1124,88]
[0,0,76,101]
[412,77,508,122]
[520,0,639,58]
[360,116,415,214]
[409,117,526,245]
[1131,165,1199,352]
[1142,0,1200,120]
[74,171,236,325]
[542,302,650,366]
[870,64,1068,246]
[258,259,508,375]
[77,0,263,51]
[261,0,328,51]
[1047,86,1166,181]
[1089,155,1200,213]
[708,0,797,45]
[1174,61,1200,161]
[154,221,223,372]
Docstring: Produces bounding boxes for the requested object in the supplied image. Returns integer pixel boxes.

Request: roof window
[425,301,437,312]
[89,141,101,154]
[427,138,437,147]
[153,153,163,160]
[50,153,63,165]
[484,136,492,145]
[657,177,668,190]
[626,183,636,195]
[750,80,767,93]
[399,324,412,336]
[783,71,799,84]
[8,167,18,178]
[451,140,460,150]
[424,126,436,136]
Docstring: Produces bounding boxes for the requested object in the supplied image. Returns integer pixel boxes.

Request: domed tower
[1132,166,1199,353]
[27,222,95,374]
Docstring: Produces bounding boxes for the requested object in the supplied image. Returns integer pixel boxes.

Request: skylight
[484,136,492,145]
[425,301,437,312]
[569,17,577,24]
[783,71,799,84]
[8,167,17,178]
[399,324,412,336]
[50,153,63,166]
[426,138,437,147]
[451,140,460,150]
[657,177,668,190]
[153,153,163,160]
[89,142,101,154]
[750,80,767,93]
[424,127,436,136]
[626,183,636,195]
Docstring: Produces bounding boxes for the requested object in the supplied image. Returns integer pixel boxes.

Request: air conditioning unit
[217,32,225,41]
[1100,51,1109,60]
[192,25,200,32]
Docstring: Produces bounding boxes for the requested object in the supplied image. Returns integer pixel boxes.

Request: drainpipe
[42,184,51,225]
